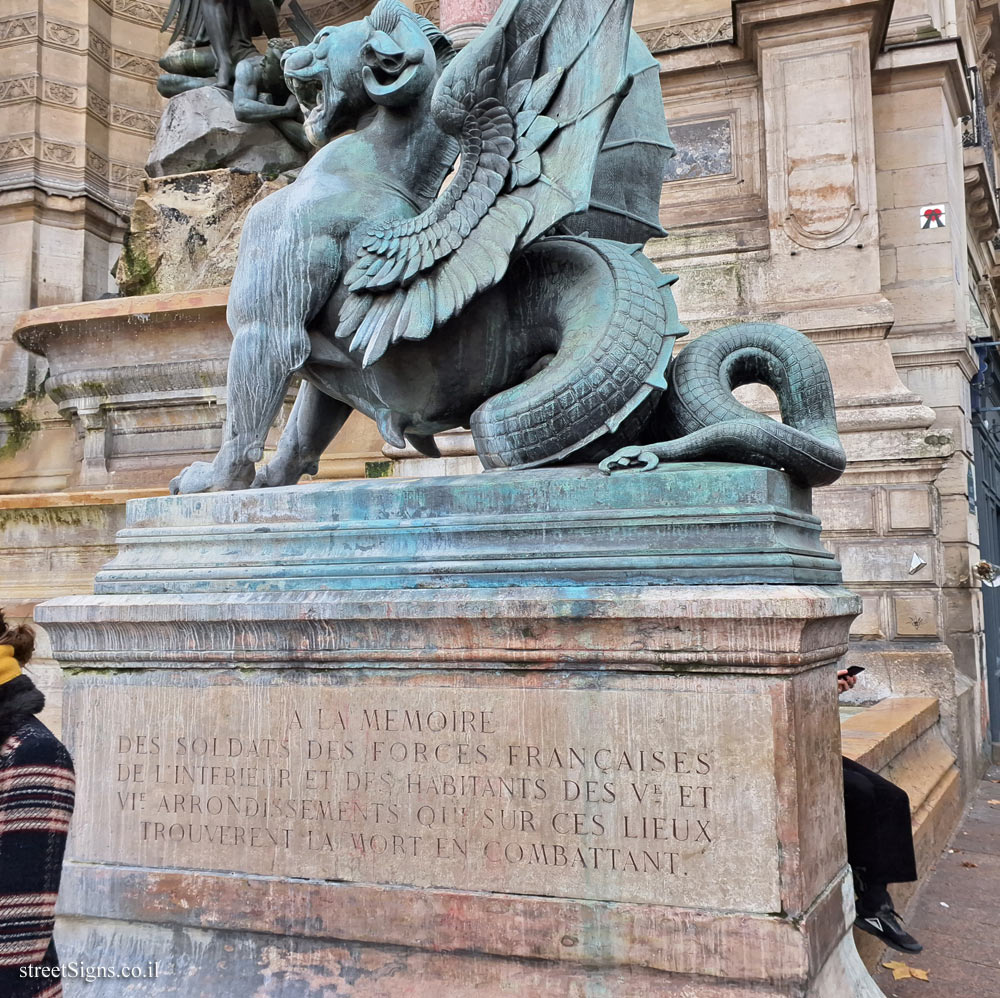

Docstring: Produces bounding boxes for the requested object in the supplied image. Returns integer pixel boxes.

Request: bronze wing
[337,0,637,367]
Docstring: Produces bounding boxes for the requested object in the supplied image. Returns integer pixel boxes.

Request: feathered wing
[338,0,636,367]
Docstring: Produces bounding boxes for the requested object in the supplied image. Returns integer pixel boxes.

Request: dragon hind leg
[253,382,354,489]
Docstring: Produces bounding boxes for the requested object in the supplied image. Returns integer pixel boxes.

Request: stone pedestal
[38,466,883,997]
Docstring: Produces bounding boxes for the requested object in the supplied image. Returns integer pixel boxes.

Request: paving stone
[874,767,1000,997]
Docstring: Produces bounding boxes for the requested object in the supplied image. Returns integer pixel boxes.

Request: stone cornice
[733,0,895,66]
[873,38,973,120]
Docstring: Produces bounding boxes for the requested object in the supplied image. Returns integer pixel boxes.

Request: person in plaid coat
[0,611,75,998]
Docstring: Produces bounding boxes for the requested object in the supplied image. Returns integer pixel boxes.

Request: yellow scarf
[0,645,21,685]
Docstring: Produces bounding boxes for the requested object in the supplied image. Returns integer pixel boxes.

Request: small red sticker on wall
[920,205,946,228]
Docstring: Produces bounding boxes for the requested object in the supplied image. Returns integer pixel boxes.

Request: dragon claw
[598,446,660,475]
[169,457,256,494]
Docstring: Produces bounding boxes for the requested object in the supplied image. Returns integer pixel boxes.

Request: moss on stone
[118,238,161,296]
[0,403,41,461]
[365,460,393,478]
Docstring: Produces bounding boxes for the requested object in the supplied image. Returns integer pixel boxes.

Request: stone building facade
[0,0,997,906]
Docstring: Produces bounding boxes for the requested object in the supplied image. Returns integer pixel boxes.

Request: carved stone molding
[90,32,112,67]
[112,0,168,28]
[87,92,111,122]
[0,13,38,44]
[42,18,83,50]
[978,274,998,318]
[304,0,371,28]
[86,150,110,179]
[112,49,160,82]
[84,150,144,211]
[41,141,78,166]
[637,15,733,54]
[0,75,37,104]
[414,0,441,23]
[0,136,34,163]
[42,81,82,107]
[110,161,145,192]
[110,104,159,136]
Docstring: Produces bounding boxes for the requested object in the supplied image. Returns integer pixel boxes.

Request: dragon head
[283,0,455,147]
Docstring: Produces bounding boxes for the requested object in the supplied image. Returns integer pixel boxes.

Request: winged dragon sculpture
[170,0,846,495]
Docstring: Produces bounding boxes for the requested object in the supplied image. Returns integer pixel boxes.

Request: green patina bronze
[169,0,846,497]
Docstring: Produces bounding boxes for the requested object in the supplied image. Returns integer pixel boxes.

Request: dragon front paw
[251,456,319,489]
[169,459,254,494]
[598,446,661,475]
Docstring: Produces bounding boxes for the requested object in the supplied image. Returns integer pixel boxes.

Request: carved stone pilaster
[734,0,892,314]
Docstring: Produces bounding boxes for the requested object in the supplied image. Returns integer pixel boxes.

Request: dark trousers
[842,756,917,913]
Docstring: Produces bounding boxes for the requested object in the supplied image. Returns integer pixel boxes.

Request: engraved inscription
[75,685,780,910]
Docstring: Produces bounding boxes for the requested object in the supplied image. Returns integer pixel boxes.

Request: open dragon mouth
[289,76,323,123]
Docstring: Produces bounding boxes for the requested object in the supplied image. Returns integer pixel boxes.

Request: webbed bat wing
[337,0,636,367]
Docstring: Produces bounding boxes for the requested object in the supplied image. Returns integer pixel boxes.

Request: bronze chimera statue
[170,0,846,495]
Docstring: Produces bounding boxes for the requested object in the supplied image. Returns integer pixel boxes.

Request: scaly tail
[471,236,686,469]
[601,323,846,487]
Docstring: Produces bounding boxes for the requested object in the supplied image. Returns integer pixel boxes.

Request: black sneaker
[854,907,923,953]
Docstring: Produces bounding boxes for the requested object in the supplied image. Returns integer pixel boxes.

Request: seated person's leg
[842,757,922,953]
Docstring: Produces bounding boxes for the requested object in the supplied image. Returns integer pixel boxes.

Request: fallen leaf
[962,861,978,867]
[883,960,930,982]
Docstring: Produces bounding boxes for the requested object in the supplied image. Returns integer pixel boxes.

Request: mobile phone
[846,666,865,677]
